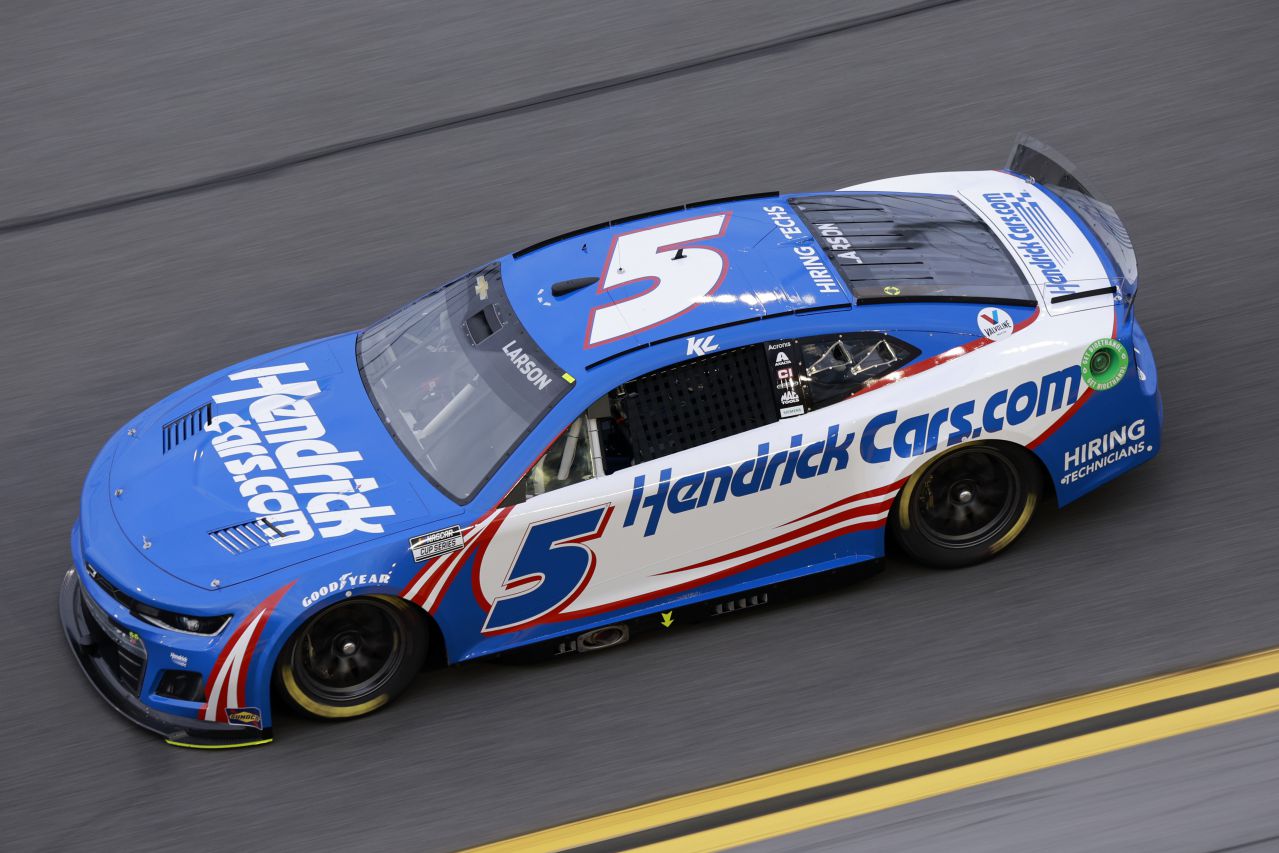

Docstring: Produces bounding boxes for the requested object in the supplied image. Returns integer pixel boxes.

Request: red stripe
[1027,308,1117,450]
[231,582,294,711]
[200,580,294,719]
[1028,387,1092,450]
[850,307,1040,401]
[399,553,444,600]
[401,505,505,606]
[463,506,516,612]
[784,478,908,527]
[659,496,895,577]
[410,555,454,608]
[411,544,470,607]
[553,516,887,622]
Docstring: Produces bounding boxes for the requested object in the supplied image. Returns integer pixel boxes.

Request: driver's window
[518,415,598,499]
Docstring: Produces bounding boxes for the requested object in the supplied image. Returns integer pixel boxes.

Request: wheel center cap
[334,634,360,656]
[954,487,974,504]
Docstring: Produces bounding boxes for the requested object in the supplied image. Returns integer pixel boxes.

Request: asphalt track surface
[1,0,1276,850]
[746,714,1279,853]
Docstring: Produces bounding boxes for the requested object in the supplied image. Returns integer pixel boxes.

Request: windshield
[357,264,571,502]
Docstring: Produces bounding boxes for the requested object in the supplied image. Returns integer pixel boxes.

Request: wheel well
[890,439,1057,523]
[401,599,448,669]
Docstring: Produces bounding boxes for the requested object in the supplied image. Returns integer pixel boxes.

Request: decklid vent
[790,194,1036,306]
[162,403,213,453]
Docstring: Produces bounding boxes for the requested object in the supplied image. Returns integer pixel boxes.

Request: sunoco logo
[226,707,263,729]
[208,363,396,546]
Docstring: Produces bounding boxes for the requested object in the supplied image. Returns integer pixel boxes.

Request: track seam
[0,0,974,236]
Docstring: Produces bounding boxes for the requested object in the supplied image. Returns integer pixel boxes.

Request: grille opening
[116,646,146,694]
[157,670,204,701]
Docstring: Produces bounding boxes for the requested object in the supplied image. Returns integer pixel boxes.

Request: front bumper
[59,570,271,748]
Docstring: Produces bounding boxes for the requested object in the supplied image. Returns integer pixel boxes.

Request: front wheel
[891,444,1041,569]
[277,595,427,720]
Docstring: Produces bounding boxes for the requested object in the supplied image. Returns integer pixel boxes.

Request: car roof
[499,190,1039,379]
[501,194,856,377]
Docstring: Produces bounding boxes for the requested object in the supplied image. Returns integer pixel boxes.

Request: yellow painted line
[630,687,1279,852]
[461,646,1279,853]
[164,738,272,749]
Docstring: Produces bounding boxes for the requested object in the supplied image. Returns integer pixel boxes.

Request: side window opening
[797,335,917,411]
[519,414,597,499]
[508,332,918,503]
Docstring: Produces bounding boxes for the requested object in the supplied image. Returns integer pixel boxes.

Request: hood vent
[162,403,213,453]
[209,518,283,553]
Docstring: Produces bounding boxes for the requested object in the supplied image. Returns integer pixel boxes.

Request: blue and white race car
[61,136,1160,746]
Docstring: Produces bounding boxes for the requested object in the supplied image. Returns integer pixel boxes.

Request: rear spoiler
[1006,133,1137,288]
[1006,133,1096,196]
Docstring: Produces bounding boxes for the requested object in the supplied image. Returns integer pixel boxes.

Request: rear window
[789,194,1036,306]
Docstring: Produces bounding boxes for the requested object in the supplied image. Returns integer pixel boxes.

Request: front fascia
[74,472,435,736]
[71,367,473,736]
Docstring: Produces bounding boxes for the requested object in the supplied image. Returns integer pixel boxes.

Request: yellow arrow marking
[660,612,674,628]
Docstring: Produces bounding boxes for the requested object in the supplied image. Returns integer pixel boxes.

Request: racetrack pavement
[1,0,1277,850]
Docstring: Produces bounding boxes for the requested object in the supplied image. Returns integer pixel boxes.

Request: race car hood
[107,334,457,590]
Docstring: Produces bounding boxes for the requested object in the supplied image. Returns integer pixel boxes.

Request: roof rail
[512,192,779,259]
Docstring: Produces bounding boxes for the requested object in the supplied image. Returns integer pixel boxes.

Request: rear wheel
[277,596,426,719]
[891,444,1041,569]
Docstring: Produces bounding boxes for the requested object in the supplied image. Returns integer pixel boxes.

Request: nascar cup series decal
[977,307,1015,340]
[207,363,396,546]
[1081,339,1129,391]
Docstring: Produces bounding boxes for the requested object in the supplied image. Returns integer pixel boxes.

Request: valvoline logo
[978,307,1014,340]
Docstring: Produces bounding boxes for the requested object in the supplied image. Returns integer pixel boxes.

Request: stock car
[61,136,1161,746]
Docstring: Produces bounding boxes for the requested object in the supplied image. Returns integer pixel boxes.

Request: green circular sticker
[1081,338,1129,391]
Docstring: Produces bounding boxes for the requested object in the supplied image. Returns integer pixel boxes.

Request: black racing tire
[891,443,1042,570]
[277,595,427,720]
